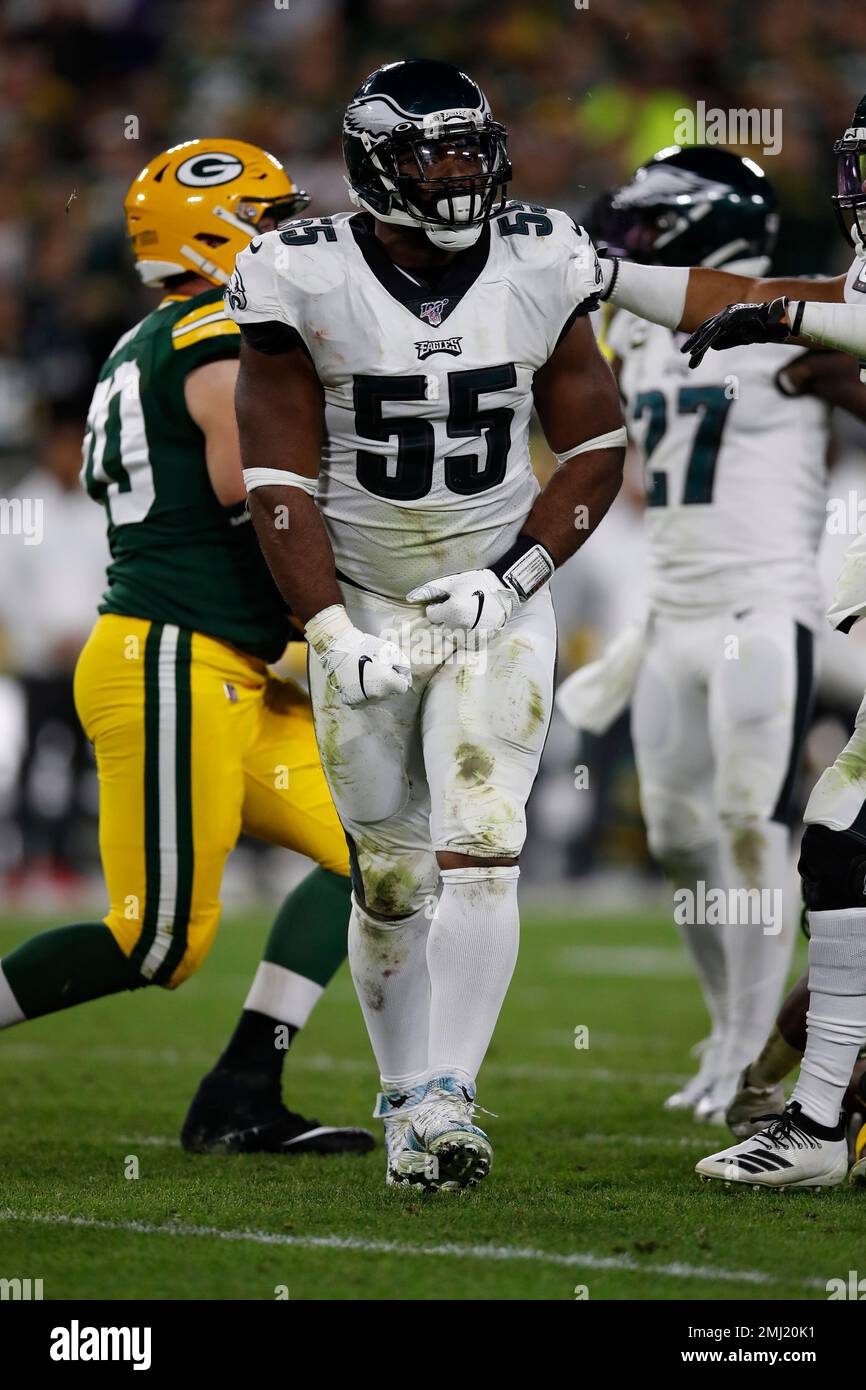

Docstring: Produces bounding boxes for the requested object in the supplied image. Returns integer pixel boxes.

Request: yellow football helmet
[124,138,309,287]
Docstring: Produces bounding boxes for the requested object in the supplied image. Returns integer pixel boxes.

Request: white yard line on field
[582,1131,714,1149]
[0,1209,823,1292]
[555,945,693,978]
[114,1130,716,1151]
[0,1043,688,1087]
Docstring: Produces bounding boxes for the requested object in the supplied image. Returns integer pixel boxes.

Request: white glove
[406,569,518,637]
[305,605,411,707]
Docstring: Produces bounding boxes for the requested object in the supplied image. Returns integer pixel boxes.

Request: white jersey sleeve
[509,209,605,356]
[225,232,302,333]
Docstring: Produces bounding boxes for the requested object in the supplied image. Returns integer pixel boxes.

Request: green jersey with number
[82,287,290,662]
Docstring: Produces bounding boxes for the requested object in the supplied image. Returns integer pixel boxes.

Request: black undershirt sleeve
[239,320,309,357]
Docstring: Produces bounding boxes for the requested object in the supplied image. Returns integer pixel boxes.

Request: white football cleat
[695,1102,848,1188]
[694,1069,744,1126]
[407,1074,493,1190]
[725,1066,786,1139]
[374,1083,436,1188]
[664,1034,722,1113]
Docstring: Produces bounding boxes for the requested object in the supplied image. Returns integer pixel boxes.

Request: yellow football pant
[74,615,349,989]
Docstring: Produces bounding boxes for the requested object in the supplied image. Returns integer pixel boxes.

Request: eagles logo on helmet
[598,145,778,271]
[124,137,309,287]
[342,58,511,251]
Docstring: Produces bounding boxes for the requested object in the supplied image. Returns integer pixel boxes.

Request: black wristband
[790,300,806,336]
[600,257,620,303]
[491,533,555,601]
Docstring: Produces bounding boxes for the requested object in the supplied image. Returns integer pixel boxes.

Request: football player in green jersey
[0,140,373,1158]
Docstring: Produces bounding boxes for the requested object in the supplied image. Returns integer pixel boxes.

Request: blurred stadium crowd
[1,0,866,904]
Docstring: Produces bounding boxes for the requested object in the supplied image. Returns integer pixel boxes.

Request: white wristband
[555,427,628,464]
[304,604,351,656]
[601,258,689,331]
[798,301,866,358]
[243,467,318,495]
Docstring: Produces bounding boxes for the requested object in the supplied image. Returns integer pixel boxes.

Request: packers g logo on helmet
[175,152,244,187]
[124,138,309,287]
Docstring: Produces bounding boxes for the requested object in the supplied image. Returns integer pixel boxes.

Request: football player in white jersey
[593,97,866,1186]
[594,148,830,1126]
[224,59,626,1189]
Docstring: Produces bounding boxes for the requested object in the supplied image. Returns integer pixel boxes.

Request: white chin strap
[424,223,484,250]
[423,193,483,249]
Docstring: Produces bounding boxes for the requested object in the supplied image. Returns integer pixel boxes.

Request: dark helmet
[832,94,866,249]
[600,146,778,268]
[342,58,511,250]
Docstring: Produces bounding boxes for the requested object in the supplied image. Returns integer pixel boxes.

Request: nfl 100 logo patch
[419,298,449,326]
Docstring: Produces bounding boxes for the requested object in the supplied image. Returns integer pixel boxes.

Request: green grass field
[0,908,860,1301]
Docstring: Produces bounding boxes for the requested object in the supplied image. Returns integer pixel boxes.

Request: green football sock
[0,922,146,1025]
[264,866,351,985]
[215,868,351,1077]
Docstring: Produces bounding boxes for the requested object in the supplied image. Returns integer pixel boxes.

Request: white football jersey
[826,249,866,632]
[608,267,830,629]
[225,205,602,599]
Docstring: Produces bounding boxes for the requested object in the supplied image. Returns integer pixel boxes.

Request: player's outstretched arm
[236,339,410,706]
[601,256,847,335]
[684,292,866,369]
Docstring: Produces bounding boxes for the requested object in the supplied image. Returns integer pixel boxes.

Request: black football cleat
[181,1068,375,1156]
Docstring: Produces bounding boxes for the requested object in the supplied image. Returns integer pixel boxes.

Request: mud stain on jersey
[834,737,866,789]
[728,822,766,886]
[525,679,546,739]
[355,849,423,919]
[318,715,348,787]
[455,741,495,786]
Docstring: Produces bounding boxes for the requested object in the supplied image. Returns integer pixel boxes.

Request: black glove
[680,296,791,368]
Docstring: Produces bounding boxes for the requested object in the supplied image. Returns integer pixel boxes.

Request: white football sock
[243,961,323,1029]
[719,819,795,1074]
[791,908,866,1127]
[426,865,520,1086]
[347,896,431,1089]
[661,842,728,1046]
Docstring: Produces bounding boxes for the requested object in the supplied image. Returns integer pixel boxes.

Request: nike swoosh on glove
[406,570,518,636]
[305,605,411,707]
[681,296,791,368]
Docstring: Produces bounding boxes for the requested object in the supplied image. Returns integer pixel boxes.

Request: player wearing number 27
[225,59,626,1188]
[561,148,830,1126]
